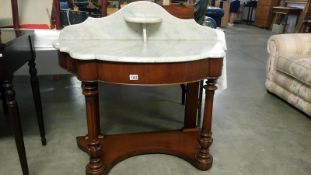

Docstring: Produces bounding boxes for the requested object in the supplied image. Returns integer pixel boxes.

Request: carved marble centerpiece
[53,1,225,63]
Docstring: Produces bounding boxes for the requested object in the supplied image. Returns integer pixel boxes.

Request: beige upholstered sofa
[266,33,311,116]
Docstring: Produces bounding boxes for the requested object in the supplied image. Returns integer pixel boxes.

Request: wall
[0,0,53,27]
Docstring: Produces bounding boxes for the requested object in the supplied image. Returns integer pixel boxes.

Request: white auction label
[0,53,2,57]
[129,74,139,80]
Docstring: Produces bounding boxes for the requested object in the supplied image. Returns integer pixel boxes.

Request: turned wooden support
[195,78,217,170]
[3,80,29,175]
[28,36,47,146]
[82,81,105,175]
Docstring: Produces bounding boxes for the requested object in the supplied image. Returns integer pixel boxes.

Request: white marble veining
[53,1,226,63]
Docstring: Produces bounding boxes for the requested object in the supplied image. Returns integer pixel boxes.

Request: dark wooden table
[59,52,223,175]
[0,29,46,175]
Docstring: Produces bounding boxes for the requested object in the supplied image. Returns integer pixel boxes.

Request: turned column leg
[28,38,46,145]
[195,78,217,170]
[82,81,105,175]
[3,79,29,175]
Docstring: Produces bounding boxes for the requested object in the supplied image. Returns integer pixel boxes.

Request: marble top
[53,1,226,63]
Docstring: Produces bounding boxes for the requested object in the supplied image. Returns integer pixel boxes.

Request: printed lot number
[129,74,139,80]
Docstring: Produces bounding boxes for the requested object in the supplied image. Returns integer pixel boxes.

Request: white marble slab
[54,1,226,63]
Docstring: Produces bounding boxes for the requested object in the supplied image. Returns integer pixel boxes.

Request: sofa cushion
[272,71,311,102]
[277,55,311,87]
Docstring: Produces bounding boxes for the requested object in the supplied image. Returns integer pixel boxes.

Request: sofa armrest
[266,34,311,78]
[267,34,311,58]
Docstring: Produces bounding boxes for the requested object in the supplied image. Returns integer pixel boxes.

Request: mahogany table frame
[59,52,223,175]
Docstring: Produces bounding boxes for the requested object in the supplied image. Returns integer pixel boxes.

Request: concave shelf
[124,16,162,42]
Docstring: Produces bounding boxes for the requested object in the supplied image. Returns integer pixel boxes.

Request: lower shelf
[77,128,210,174]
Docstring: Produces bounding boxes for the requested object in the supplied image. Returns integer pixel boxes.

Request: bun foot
[86,161,106,175]
[194,153,213,170]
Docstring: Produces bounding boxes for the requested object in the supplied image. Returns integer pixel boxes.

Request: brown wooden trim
[272,6,302,14]
[59,53,223,85]
[163,4,194,19]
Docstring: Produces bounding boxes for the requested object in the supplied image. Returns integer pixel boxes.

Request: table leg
[0,81,8,114]
[28,55,46,145]
[195,78,217,170]
[249,7,254,24]
[3,80,29,175]
[184,81,199,128]
[82,81,105,175]
[270,13,277,29]
[180,84,186,105]
[283,15,289,33]
[247,7,251,24]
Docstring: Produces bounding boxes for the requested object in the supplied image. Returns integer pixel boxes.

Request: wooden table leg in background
[28,36,46,145]
[0,81,8,114]
[184,81,199,128]
[82,81,105,175]
[283,14,289,33]
[270,13,277,30]
[3,79,29,175]
[180,84,186,105]
[194,78,217,170]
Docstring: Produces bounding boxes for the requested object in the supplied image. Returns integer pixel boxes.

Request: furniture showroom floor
[0,24,310,175]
